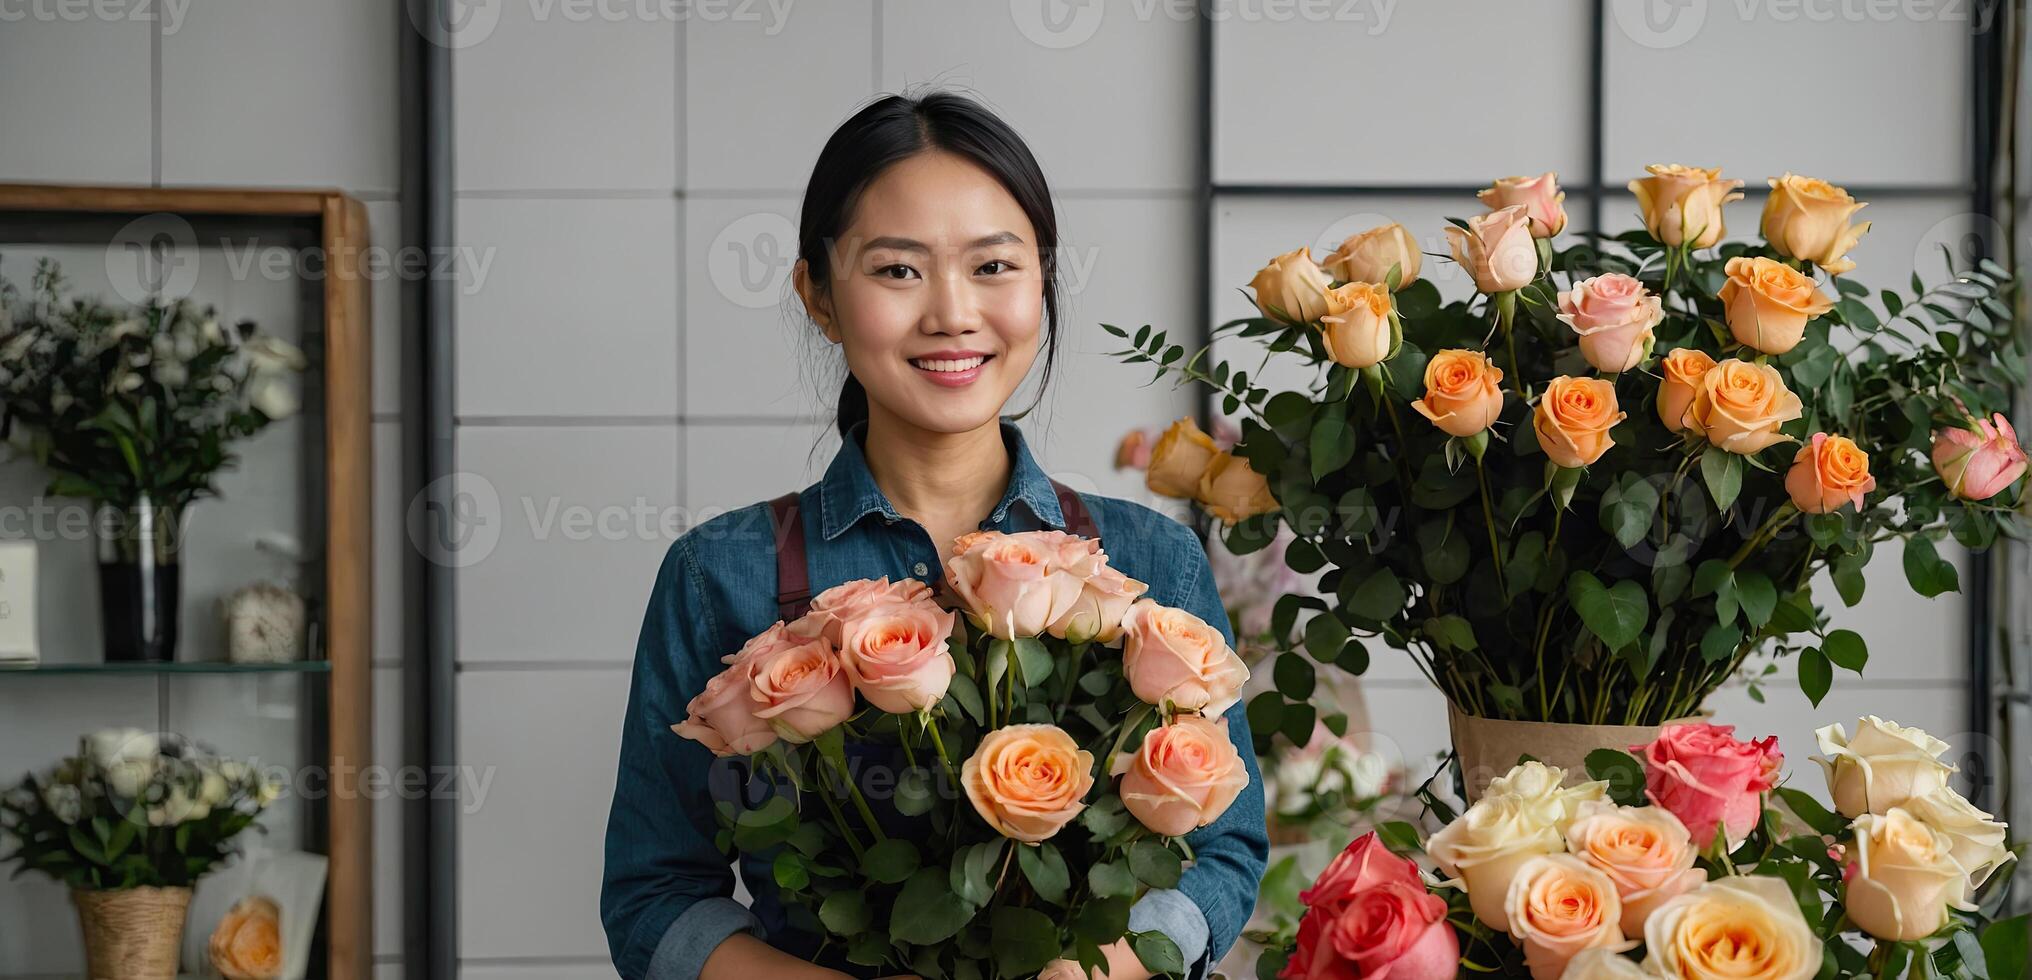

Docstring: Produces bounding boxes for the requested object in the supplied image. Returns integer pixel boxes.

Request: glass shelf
[0,660,332,676]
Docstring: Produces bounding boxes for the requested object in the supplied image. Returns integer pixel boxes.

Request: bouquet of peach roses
[1254,719,2025,979]
[1112,167,2026,730]
[672,528,1254,979]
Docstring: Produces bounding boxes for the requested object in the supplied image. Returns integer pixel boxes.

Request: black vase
[94,495,185,663]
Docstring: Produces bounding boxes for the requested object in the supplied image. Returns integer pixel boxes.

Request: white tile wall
[1214,2,1595,186]
[679,195,812,417]
[0,15,152,184]
[684,1,877,192]
[681,419,837,512]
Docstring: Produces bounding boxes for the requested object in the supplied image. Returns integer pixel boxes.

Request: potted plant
[1110,168,2027,797]
[0,259,306,661]
[1,729,279,979]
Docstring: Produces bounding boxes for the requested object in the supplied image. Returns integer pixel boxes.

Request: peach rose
[1812,716,1957,819]
[1932,412,2028,501]
[836,598,958,714]
[1627,164,1744,249]
[1534,376,1626,468]
[671,655,780,757]
[1690,359,1801,455]
[1784,432,1876,514]
[1558,274,1663,373]
[1642,876,1819,980]
[1120,598,1249,716]
[1412,349,1506,438]
[1047,559,1148,646]
[942,531,1085,640]
[1250,247,1334,324]
[1318,280,1395,368]
[1145,416,1221,499]
[1113,428,1150,471]
[1845,808,1974,941]
[1427,793,1567,933]
[1110,714,1249,836]
[1445,204,1538,293]
[720,620,806,668]
[209,895,283,980]
[1479,171,1569,238]
[747,634,855,743]
[1196,451,1280,525]
[791,576,934,645]
[1563,949,1655,979]
[1717,256,1834,356]
[1565,801,1708,939]
[1323,222,1422,288]
[1762,172,1871,276]
[961,723,1095,842]
[1505,854,1637,980]
[1656,348,1716,434]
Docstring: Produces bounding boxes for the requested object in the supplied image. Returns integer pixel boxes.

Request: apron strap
[1051,479,1099,541]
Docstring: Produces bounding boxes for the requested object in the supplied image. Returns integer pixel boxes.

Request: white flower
[1902,786,2015,888]
[249,374,300,419]
[153,361,189,388]
[86,728,159,799]
[1813,716,1957,818]
[40,784,83,825]
[243,335,307,374]
[198,770,230,807]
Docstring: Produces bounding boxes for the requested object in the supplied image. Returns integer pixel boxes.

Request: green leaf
[1600,473,1660,550]
[820,889,873,936]
[1424,615,1477,652]
[1585,749,1648,807]
[1375,821,1423,856]
[1774,787,1844,837]
[1903,535,1961,598]
[1309,415,1357,481]
[1701,451,1743,513]
[1273,653,1316,701]
[891,868,973,945]
[990,905,1061,977]
[944,673,985,725]
[1011,637,1053,688]
[1016,840,1071,905]
[1415,519,1469,585]
[1568,572,1649,651]
[773,851,810,891]
[1347,566,1406,621]
[1128,839,1183,889]
[1132,932,1186,976]
[1823,629,1868,673]
[1981,914,2030,980]
[1072,895,1133,947]
[1088,860,1138,899]
[1700,623,1743,664]
[1303,611,1350,663]
[1798,647,1833,707]
[861,838,920,885]
[1735,571,1777,629]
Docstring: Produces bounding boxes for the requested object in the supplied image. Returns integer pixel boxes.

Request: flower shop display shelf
[0,183,374,980]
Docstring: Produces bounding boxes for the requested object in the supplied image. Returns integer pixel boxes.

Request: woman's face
[798,150,1045,435]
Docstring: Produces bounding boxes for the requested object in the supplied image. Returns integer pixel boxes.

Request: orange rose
[1196,451,1279,525]
[1565,802,1707,939]
[1534,376,1625,468]
[1690,359,1802,455]
[836,598,958,714]
[1412,349,1506,438]
[1250,247,1334,324]
[791,576,934,645]
[941,531,1087,639]
[1627,164,1744,249]
[1323,222,1422,288]
[961,724,1095,842]
[747,634,855,743]
[1505,854,1637,980]
[1318,280,1395,368]
[1643,877,1819,980]
[671,654,779,757]
[209,895,283,980]
[1762,173,1871,276]
[1479,172,1569,238]
[1784,432,1876,514]
[1445,204,1538,293]
[1656,348,1715,434]
[1047,556,1148,646]
[1145,416,1220,499]
[1718,256,1835,356]
[1120,598,1250,716]
[1110,714,1249,836]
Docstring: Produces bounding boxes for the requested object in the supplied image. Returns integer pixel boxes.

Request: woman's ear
[792,259,842,344]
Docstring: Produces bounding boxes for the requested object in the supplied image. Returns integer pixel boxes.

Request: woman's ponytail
[836,372,870,438]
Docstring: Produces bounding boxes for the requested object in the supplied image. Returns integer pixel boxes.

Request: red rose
[1282,832,1458,980]
[1300,832,1422,911]
[1633,723,1783,851]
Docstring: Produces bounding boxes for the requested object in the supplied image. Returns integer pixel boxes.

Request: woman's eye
[977,260,1016,276]
[875,264,920,280]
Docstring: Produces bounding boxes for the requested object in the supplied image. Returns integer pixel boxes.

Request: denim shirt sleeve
[601,536,760,980]
[1125,515,1270,977]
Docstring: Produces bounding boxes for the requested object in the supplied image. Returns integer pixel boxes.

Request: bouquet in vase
[672,528,1255,979]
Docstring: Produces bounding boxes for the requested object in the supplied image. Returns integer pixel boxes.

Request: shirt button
[912,561,929,576]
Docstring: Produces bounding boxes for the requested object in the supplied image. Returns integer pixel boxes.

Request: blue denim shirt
[601,419,1268,980]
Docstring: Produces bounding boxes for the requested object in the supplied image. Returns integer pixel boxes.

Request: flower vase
[1448,702,1694,802]
[94,494,186,663]
[73,885,192,980]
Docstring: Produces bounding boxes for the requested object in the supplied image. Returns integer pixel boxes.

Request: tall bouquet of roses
[672,529,1255,979]
[1110,167,2027,728]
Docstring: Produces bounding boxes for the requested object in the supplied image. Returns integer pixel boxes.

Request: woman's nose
[923,269,984,333]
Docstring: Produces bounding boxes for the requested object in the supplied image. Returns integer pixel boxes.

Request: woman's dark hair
[797,90,1063,438]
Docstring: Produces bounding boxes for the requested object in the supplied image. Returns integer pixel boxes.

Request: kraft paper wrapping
[1448,703,1699,803]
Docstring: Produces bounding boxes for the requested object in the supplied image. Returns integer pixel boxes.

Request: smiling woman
[599,91,1268,980]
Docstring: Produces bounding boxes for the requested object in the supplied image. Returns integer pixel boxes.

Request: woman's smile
[908,350,995,387]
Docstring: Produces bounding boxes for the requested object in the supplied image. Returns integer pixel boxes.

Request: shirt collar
[819,418,1067,541]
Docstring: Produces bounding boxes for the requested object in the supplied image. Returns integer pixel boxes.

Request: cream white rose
[1902,786,2015,887]
[1427,792,1566,934]
[1642,876,1819,980]
[1846,807,1975,941]
[1813,716,1957,818]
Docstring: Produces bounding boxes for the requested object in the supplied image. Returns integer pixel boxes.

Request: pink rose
[720,621,805,668]
[1633,723,1782,851]
[941,531,1086,639]
[1120,598,1250,716]
[1048,560,1148,645]
[1557,274,1662,374]
[1301,832,1424,913]
[1479,171,1570,239]
[791,577,933,645]
[836,598,957,714]
[747,634,855,743]
[1932,412,2028,501]
[671,659,779,757]
[1283,878,1457,980]
[1111,714,1249,836]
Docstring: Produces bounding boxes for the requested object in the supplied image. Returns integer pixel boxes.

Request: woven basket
[72,885,191,980]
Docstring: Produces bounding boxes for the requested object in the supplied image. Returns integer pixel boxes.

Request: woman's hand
[1039,938,1154,980]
